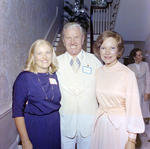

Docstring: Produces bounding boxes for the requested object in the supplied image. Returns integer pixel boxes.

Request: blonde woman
[12,39,61,149]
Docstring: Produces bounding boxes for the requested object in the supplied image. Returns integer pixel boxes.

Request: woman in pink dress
[90,31,144,149]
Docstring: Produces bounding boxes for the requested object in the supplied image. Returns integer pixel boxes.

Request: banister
[114,4,118,9]
[90,0,120,53]
[112,13,116,17]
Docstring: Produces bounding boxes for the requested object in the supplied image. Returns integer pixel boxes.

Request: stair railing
[90,0,120,53]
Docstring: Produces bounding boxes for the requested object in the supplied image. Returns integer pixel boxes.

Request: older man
[56,22,103,149]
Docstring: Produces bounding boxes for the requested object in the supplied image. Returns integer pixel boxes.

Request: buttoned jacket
[56,50,102,138]
[127,61,150,96]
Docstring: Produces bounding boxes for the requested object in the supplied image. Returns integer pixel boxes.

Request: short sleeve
[12,72,28,117]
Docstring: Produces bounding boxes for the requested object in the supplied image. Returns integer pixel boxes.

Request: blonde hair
[23,39,58,74]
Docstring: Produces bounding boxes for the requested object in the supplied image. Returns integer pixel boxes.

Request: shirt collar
[66,49,83,62]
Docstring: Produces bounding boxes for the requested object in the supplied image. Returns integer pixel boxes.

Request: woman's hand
[14,117,33,149]
[144,93,149,101]
[22,140,33,149]
[124,138,136,149]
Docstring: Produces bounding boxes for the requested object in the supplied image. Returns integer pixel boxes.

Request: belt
[94,107,126,131]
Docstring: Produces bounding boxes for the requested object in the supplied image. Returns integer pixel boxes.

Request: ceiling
[114,0,150,41]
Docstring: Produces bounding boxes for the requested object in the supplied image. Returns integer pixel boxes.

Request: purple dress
[12,71,61,149]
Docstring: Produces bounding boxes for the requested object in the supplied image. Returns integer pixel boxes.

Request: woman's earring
[117,53,120,58]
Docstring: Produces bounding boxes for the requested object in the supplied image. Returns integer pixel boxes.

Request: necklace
[37,72,54,100]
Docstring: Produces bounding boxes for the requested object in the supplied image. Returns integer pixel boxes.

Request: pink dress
[90,61,144,149]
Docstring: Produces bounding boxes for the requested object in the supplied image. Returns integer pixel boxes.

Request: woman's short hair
[129,48,142,63]
[23,39,59,74]
[61,22,85,40]
[93,30,125,60]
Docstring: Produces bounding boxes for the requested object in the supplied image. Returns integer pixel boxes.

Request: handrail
[44,7,58,40]
[90,0,120,53]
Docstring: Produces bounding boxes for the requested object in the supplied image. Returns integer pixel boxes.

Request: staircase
[53,33,91,56]
[53,0,120,55]
[53,34,65,56]
[90,0,120,52]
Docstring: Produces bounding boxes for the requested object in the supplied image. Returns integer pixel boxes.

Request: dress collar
[103,61,120,72]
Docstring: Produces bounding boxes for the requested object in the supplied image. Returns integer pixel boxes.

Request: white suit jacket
[128,62,150,118]
[57,50,103,138]
[127,62,150,96]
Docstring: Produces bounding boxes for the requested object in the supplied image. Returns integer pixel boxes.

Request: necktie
[71,57,80,73]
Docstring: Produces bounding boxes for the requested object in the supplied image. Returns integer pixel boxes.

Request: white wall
[0,0,64,148]
[145,33,150,67]
[115,0,150,41]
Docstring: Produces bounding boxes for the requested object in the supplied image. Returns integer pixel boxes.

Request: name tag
[82,66,92,74]
[49,78,57,85]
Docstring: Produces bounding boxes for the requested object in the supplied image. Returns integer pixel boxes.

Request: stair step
[54,42,58,46]
[56,38,60,41]
[57,34,61,37]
